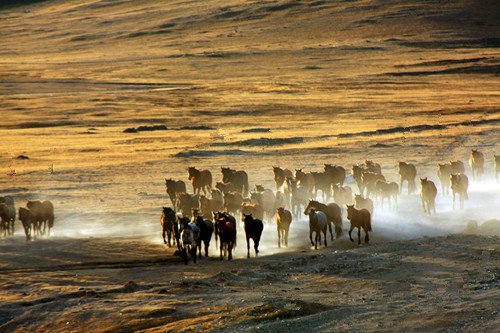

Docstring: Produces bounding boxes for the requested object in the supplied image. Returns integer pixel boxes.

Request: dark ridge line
[386,64,500,76]
[394,57,490,68]
[0,257,178,275]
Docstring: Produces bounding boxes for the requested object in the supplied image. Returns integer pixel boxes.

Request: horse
[212,211,237,247]
[332,184,353,207]
[0,196,15,236]
[311,171,331,200]
[375,180,399,209]
[437,163,452,195]
[450,174,469,209]
[469,149,484,180]
[165,179,186,210]
[346,205,372,245]
[351,164,366,193]
[26,200,54,236]
[308,209,328,249]
[241,202,265,221]
[178,217,200,265]
[199,195,223,219]
[221,167,249,196]
[188,167,212,195]
[361,171,386,198]
[177,193,199,218]
[250,188,276,220]
[419,178,437,215]
[324,164,346,187]
[295,169,315,196]
[217,213,237,260]
[18,207,36,241]
[304,199,342,240]
[450,160,465,174]
[272,166,294,191]
[160,207,177,248]
[275,207,292,248]
[287,178,308,218]
[242,214,264,258]
[223,191,243,216]
[398,162,417,195]
[365,160,382,175]
[193,215,214,258]
[354,194,374,216]
[495,155,500,182]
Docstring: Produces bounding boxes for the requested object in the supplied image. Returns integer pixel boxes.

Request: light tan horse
[450,174,469,209]
[419,178,437,215]
[437,163,452,195]
[398,162,417,195]
[275,207,292,248]
[469,149,484,180]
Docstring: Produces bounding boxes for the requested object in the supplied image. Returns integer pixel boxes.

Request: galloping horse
[217,213,237,260]
[398,162,417,195]
[304,200,342,240]
[308,209,328,249]
[188,167,212,195]
[419,178,437,215]
[346,205,371,245]
[469,149,484,180]
[242,214,264,258]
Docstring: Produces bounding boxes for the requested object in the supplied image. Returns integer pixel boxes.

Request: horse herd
[0,197,55,241]
[162,149,498,264]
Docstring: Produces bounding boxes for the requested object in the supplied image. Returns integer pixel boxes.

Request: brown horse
[361,171,386,198]
[375,180,399,209]
[242,214,264,258]
[308,209,328,249]
[304,199,342,239]
[365,160,382,175]
[275,207,292,248]
[351,164,366,194]
[18,207,36,241]
[450,160,465,174]
[221,167,249,196]
[199,195,223,219]
[332,184,353,207]
[311,171,331,200]
[193,215,214,258]
[272,166,293,190]
[398,162,417,195]
[469,149,484,180]
[188,167,212,195]
[354,194,374,216]
[160,207,177,248]
[324,164,346,186]
[450,174,469,209]
[26,200,54,236]
[419,178,437,215]
[346,205,371,245]
[495,155,500,182]
[437,163,452,195]
[177,193,199,218]
[217,214,237,260]
[165,179,186,210]
[223,191,243,216]
[241,202,265,221]
[295,169,315,196]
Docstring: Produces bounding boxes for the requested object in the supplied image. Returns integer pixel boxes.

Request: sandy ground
[0,0,499,332]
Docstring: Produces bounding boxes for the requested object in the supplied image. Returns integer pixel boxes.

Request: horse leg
[348,225,354,243]
[247,237,250,258]
[328,222,334,240]
[228,242,233,260]
[310,230,315,247]
[357,227,361,245]
[254,239,260,257]
[277,226,281,248]
[323,227,327,247]
[220,242,224,260]
[364,226,370,244]
[205,240,209,257]
[284,228,289,247]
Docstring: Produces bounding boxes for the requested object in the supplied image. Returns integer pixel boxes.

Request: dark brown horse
[188,167,212,195]
[18,207,36,241]
[398,162,417,195]
[165,179,186,210]
[193,215,214,258]
[221,167,249,196]
[217,214,237,260]
[242,214,264,258]
[324,164,346,187]
[437,163,452,195]
[346,205,371,245]
[354,194,374,216]
[304,200,342,240]
[26,200,54,236]
[160,207,177,248]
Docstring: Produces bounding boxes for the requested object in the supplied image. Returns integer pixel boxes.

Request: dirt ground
[0,0,499,332]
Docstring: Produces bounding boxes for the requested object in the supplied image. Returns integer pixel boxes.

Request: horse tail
[367,213,372,232]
